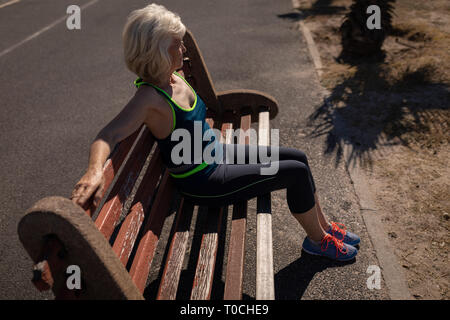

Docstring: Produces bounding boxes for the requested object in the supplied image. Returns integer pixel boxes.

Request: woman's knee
[294,149,309,166]
[279,160,311,181]
[278,147,309,165]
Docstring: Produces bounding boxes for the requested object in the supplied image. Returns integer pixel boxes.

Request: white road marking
[0,0,20,10]
[0,0,100,59]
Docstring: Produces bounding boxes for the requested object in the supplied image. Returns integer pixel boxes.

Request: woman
[70,4,360,261]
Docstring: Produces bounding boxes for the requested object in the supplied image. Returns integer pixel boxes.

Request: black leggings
[175,144,317,214]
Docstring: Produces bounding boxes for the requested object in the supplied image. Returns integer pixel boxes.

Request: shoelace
[330,222,347,242]
[321,234,348,258]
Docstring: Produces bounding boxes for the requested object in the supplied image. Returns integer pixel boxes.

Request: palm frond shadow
[296,0,346,17]
[278,0,346,23]
[306,58,449,170]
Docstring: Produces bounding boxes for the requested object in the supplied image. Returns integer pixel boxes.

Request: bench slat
[112,150,163,266]
[223,201,247,299]
[94,129,155,240]
[189,119,231,300]
[256,111,275,300]
[156,118,221,300]
[128,171,175,293]
[157,198,195,300]
[190,206,223,300]
[223,114,252,300]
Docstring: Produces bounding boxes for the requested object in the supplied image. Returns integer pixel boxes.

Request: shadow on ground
[279,0,346,21]
[306,60,449,170]
[278,3,449,170]
[274,251,356,299]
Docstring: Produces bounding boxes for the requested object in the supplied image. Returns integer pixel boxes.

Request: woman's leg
[180,157,326,242]
[265,145,331,230]
[291,205,326,243]
[178,144,358,260]
[266,145,359,245]
[314,193,331,231]
[224,143,331,230]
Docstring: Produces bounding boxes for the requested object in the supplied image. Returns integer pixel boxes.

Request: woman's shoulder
[133,85,174,139]
[134,84,170,113]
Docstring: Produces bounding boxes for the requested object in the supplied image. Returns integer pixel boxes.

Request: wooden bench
[18,29,279,300]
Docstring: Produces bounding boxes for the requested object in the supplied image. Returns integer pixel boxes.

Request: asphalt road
[0,0,389,300]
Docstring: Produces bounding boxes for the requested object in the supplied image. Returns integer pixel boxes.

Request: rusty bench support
[31,235,66,292]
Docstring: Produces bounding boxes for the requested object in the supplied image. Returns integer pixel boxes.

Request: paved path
[0,0,389,299]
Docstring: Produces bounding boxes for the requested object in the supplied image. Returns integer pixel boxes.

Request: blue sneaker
[302,234,358,261]
[326,222,361,246]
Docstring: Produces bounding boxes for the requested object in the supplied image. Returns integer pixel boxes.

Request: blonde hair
[122,4,186,85]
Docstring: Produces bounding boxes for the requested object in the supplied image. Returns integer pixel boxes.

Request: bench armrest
[216,89,279,121]
[18,196,143,300]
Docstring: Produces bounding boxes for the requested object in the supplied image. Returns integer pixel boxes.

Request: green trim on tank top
[134,73,211,179]
[134,71,197,112]
[169,161,210,179]
[172,71,197,111]
[134,79,176,133]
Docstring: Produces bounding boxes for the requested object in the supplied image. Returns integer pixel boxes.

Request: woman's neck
[157,71,176,89]
[141,69,176,89]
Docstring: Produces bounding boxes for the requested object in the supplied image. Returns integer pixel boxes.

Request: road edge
[291,0,413,300]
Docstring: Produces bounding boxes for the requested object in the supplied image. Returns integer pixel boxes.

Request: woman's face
[168,36,186,70]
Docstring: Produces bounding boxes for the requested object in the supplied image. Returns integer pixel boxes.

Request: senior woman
[70,4,360,261]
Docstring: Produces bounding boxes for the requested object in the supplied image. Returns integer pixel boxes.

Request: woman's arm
[70,91,154,208]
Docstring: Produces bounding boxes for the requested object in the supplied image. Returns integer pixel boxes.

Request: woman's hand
[70,168,105,209]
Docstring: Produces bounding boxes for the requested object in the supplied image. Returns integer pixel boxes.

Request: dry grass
[298,0,450,299]
[370,144,449,299]
[300,0,449,153]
